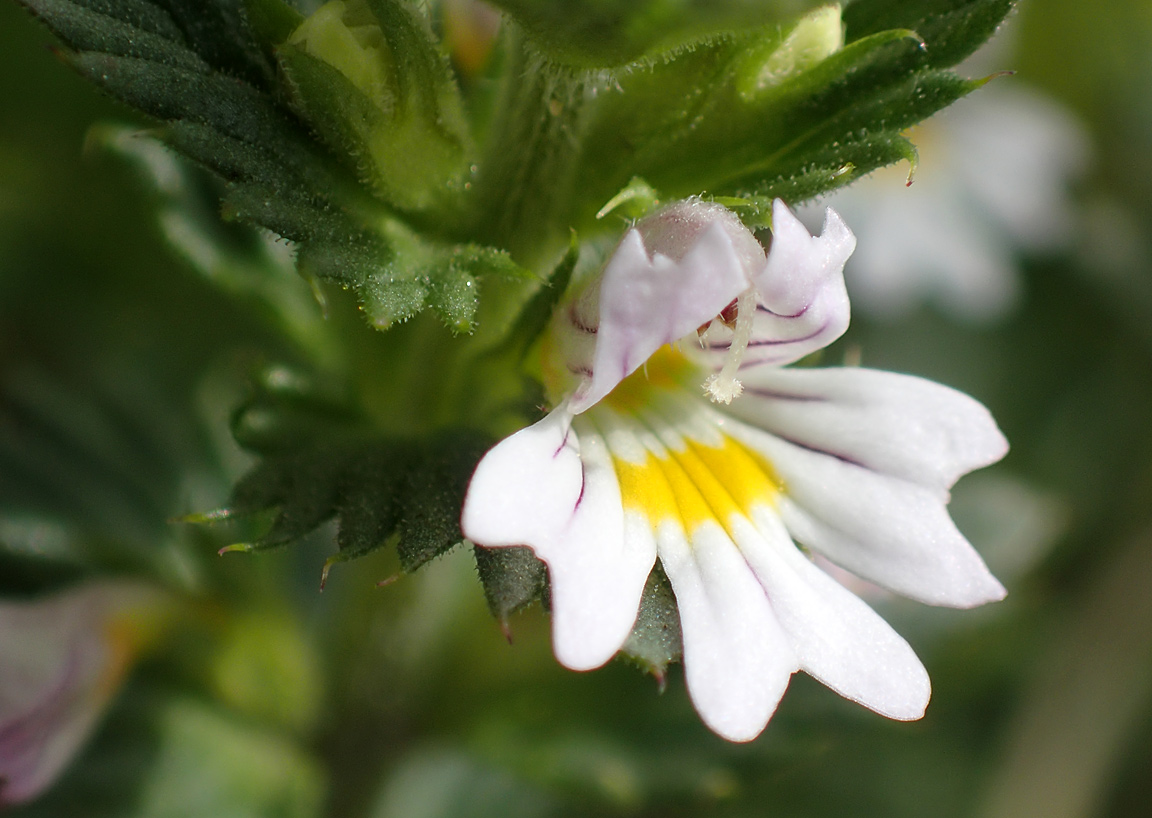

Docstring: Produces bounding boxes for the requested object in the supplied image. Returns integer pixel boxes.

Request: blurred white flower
[0,581,170,805]
[806,82,1089,322]
[462,200,1006,741]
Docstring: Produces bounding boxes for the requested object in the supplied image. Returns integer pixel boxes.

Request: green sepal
[473,545,548,626]
[619,565,683,682]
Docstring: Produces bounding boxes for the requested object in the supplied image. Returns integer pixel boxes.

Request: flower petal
[658,521,795,742]
[727,420,1006,607]
[727,366,1008,493]
[734,511,930,720]
[697,201,854,370]
[591,401,793,741]
[461,409,655,670]
[569,220,750,413]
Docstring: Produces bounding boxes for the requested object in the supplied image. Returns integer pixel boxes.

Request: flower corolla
[462,199,1007,741]
[0,581,169,804]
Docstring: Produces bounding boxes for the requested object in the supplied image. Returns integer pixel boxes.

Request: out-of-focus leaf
[92,124,339,364]
[135,697,326,818]
[207,609,324,733]
[0,365,217,591]
[369,746,558,818]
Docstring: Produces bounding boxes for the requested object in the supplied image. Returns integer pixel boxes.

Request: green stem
[466,29,587,268]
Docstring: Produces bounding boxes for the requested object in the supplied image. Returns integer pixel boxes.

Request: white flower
[806,83,1089,322]
[0,581,169,805]
[462,199,1007,741]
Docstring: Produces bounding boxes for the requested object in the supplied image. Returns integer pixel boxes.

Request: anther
[704,287,757,404]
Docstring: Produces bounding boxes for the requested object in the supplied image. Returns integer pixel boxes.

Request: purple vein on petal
[768,430,869,470]
[703,322,830,352]
[739,387,828,402]
[757,302,812,320]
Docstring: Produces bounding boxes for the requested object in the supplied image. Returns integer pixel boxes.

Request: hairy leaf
[568,0,1015,229]
[485,0,824,68]
[209,363,493,584]
[16,0,513,331]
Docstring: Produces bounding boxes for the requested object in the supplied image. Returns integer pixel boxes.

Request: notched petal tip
[463,415,654,674]
[820,204,857,255]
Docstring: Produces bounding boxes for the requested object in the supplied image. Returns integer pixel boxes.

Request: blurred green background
[3,1,1152,816]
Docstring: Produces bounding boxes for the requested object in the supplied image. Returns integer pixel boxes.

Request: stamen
[704,287,756,404]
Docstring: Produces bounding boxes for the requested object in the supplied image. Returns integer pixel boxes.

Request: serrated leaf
[222,435,489,573]
[212,380,493,581]
[21,0,210,71]
[151,0,274,86]
[844,0,1014,69]
[569,0,1014,225]
[17,1,492,333]
[332,456,403,561]
[396,431,492,572]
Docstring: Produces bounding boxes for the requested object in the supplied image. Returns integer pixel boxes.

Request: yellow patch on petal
[614,434,780,536]
[605,346,696,413]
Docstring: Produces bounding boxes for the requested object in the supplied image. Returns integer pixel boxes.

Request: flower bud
[279,0,472,212]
